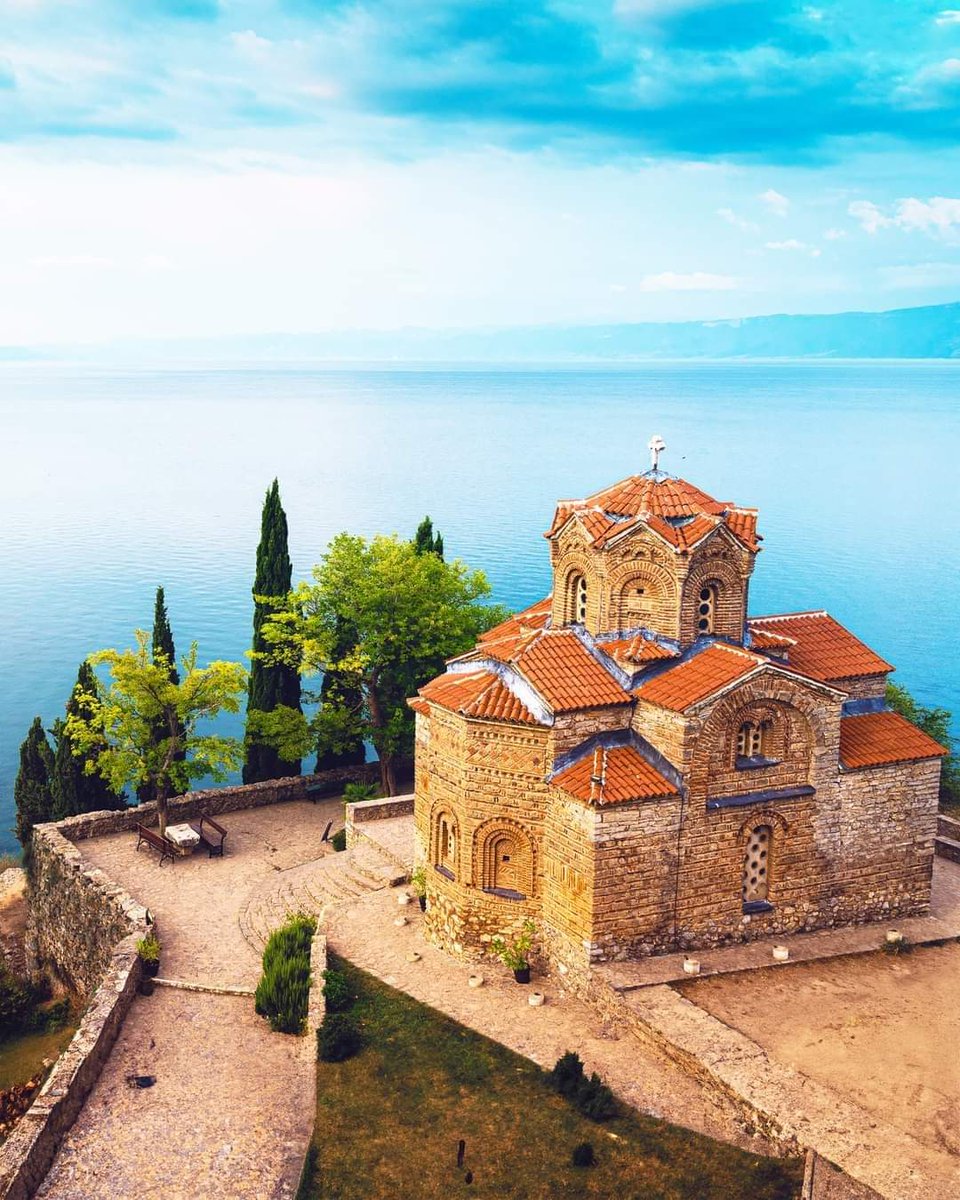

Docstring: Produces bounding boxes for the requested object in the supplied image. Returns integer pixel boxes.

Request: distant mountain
[16,300,960,364]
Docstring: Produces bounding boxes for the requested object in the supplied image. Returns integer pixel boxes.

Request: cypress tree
[14,716,55,851]
[138,586,184,802]
[52,662,126,819]
[244,480,302,783]
[413,515,444,560]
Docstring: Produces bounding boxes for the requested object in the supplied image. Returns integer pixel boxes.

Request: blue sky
[3,0,960,343]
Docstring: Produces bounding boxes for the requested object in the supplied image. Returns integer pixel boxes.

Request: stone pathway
[35,800,370,1200]
[599,856,960,991]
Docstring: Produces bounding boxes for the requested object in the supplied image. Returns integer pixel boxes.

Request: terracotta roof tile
[635,643,764,711]
[749,612,892,682]
[748,627,797,652]
[724,509,761,553]
[478,597,552,646]
[418,671,539,726]
[839,711,947,770]
[516,631,632,712]
[554,745,678,806]
[597,633,679,666]
[586,474,729,519]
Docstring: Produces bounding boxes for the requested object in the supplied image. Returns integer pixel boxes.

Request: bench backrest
[137,823,173,851]
[198,816,226,838]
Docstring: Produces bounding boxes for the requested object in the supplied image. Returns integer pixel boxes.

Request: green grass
[303,955,802,1200]
[0,853,22,873]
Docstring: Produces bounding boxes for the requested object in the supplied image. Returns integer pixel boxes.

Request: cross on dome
[648,434,666,477]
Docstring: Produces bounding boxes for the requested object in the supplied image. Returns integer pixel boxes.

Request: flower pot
[467,974,484,988]
[394,916,408,928]
[406,951,422,963]
[138,978,155,996]
[141,959,159,978]
[885,930,903,945]
[682,958,700,976]
[528,991,545,1007]
[772,945,790,963]
[513,966,531,984]
[397,892,411,906]
[418,896,427,912]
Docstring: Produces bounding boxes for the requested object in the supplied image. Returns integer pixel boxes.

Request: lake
[0,361,957,854]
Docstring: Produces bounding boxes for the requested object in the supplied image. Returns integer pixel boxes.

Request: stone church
[410,442,945,974]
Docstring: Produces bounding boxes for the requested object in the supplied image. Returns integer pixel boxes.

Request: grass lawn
[303,955,803,1200]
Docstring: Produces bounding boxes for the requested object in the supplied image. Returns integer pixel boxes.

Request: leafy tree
[244,480,302,783]
[14,717,55,851]
[51,661,126,819]
[255,533,504,795]
[886,682,958,808]
[65,632,247,836]
[138,586,185,802]
[413,515,444,560]
[314,617,366,772]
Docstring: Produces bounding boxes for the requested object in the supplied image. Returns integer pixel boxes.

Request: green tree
[244,480,302,783]
[413,515,444,560]
[256,533,504,795]
[886,682,958,808]
[51,661,126,819]
[14,716,55,851]
[65,632,247,837]
[138,586,185,802]
[314,616,366,772]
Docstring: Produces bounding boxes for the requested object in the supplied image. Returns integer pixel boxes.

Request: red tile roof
[472,597,553,662]
[839,711,947,770]
[748,612,892,682]
[596,633,679,667]
[418,671,539,725]
[635,643,765,711]
[554,745,678,806]
[748,627,797,652]
[546,472,759,556]
[516,631,632,712]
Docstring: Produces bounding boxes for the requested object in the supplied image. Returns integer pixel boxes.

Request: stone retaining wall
[344,795,415,852]
[0,937,142,1200]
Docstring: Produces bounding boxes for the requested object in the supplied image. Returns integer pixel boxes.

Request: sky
[2,0,960,344]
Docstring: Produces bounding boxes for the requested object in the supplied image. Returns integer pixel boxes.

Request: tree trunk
[379,754,398,797]
[156,785,169,838]
[367,674,398,796]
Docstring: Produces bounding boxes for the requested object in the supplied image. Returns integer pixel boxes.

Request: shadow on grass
[302,954,802,1200]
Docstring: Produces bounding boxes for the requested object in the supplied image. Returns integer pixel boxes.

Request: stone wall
[0,940,143,1199]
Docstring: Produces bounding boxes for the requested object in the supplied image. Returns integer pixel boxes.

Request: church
[410,441,945,975]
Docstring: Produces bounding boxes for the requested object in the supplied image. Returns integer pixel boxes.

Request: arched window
[480,826,532,899]
[697,584,718,634]
[434,811,458,879]
[569,573,588,624]
[742,824,772,905]
[737,720,771,760]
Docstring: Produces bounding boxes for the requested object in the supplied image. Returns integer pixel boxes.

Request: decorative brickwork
[412,459,946,971]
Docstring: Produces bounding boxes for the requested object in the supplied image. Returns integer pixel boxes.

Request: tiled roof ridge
[749,610,830,623]
[839,709,947,770]
[421,662,551,727]
[549,726,683,792]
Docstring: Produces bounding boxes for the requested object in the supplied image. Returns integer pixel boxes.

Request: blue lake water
[1,361,957,854]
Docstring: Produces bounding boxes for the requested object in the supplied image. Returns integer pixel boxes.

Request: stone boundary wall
[0,937,142,1200]
[47,765,382,844]
[344,795,415,852]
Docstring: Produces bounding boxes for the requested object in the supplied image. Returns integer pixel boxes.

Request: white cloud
[717,206,758,233]
[636,271,738,292]
[823,228,846,240]
[849,195,960,239]
[32,254,114,268]
[230,31,274,61]
[759,188,790,216]
[765,239,821,257]
[935,9,960,24]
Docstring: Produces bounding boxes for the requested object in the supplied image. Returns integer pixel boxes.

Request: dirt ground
[681,942,960,1162]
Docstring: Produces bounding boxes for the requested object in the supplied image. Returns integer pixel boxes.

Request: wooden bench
[189,815,227,858]
[136,823,176,867]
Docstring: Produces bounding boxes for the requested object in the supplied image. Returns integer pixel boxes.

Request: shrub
[136,934,161,963]
[322,968,352,1013]
[547,1051,585,1100]
[881,934,912,956]
[331,828,347,852]
[318,1012,363,1062]
[255,913,317,1035]
[575,1073,618,1122]
[571,1142,596,1168]
[490,919,536,972]
[343,782,379,802]
[0,964,39,1037]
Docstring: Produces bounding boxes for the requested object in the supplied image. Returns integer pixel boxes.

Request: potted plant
[137,934,161,978]
[491,919,536,984]
[410,866,428,912]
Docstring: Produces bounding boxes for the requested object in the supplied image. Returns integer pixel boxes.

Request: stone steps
[239,843,403,952]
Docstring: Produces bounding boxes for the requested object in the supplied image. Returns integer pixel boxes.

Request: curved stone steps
[239,843,406,952]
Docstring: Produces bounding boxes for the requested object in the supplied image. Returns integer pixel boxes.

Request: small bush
[571,1142,596,1168]
[318,1012,363,1062]
[343,782,379,802]
[255,913,317,1035]
[576,1072,618,1122]
[331,828,347,852]
[547,1051,585,1099]
[881,934,912,956]
[0,964,40,1037]
[322,968,352,1013]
